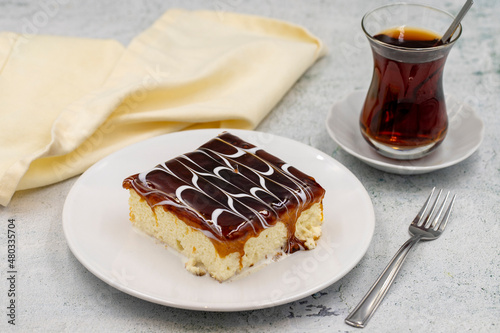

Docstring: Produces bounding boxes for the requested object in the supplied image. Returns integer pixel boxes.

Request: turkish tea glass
[360,3,461,160]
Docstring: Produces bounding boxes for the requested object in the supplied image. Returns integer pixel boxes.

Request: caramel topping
[123,132,325,257]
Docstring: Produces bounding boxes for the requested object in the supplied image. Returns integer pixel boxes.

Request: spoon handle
[440,0,474,43]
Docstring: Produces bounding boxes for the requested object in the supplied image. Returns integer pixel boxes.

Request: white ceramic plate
[326,91,484,174]
[63,129,375,311]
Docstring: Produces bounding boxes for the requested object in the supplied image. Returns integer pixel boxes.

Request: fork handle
[345,234,422,328]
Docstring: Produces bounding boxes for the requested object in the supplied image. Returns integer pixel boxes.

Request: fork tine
[412,187,435,226]
[421,188,443,227]
[437,194,456,232]
[429,191,450,229]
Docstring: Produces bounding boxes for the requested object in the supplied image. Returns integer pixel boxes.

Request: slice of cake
[122,132,326,282]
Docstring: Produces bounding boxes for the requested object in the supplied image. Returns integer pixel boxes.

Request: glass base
[363,136,441,160]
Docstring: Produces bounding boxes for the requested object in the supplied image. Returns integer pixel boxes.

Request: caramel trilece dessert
[123,132,326,282]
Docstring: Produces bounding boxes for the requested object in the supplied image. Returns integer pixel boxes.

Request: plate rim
[63,128,375,311]
[326,90,485,174]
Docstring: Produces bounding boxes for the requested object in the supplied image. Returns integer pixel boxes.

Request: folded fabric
[0,9,325,206]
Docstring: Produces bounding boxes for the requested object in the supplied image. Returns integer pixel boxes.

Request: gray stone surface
[0,0,499,332]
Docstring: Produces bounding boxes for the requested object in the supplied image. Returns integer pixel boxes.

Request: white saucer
[326,90,484,175]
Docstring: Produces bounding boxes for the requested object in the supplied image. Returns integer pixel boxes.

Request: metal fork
[345,188,456,328]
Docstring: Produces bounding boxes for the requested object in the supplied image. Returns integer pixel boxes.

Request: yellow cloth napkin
[0,9,325,206]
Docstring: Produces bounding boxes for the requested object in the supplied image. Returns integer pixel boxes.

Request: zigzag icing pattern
[123,132,325,254]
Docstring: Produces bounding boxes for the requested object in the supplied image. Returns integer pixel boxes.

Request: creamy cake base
[127,189,323,282]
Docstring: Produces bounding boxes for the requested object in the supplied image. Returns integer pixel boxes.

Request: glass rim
[361,2,462,52]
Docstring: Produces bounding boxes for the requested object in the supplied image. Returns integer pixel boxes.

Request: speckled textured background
[0,0,498,332]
